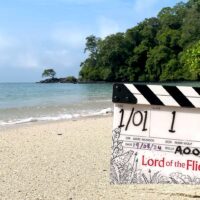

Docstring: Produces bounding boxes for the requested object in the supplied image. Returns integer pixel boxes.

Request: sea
[0,83,113,126]
[1,81,200,127]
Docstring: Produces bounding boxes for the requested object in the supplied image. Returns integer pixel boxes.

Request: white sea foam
[0,108,113,126]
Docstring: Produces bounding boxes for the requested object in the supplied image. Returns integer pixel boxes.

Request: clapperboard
[111,83,200,184]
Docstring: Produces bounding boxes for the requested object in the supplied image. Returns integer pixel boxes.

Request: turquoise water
[1,81,200,126]
[0,83,113,126]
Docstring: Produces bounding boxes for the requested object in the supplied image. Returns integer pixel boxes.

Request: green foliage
[66,76,77,82]
[146,46,173,81]
[42,69,56,79]
[181,40,200,80]
[79,0,200,82]
[181,0,200,47]
[84,35,101,55]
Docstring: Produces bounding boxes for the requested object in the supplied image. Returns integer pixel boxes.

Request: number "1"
[169,111,176,133]
[118,109,125,128]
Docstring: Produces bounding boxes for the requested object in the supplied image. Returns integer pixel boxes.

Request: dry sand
[0,116,200,200]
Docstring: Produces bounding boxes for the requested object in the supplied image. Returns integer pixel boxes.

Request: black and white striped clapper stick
[112,83,200,108]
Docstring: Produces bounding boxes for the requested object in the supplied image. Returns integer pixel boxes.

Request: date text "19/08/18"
[118,108,176,133]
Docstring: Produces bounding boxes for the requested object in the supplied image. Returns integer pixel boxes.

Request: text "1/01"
[118,108,176,133]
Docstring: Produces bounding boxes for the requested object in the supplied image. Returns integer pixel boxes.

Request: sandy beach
[0,116,200,200]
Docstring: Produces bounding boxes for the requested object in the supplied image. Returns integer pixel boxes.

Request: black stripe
[112,83,137,104]
[163,86,194,108]
[193,87,200,95]
[134,85,164,105]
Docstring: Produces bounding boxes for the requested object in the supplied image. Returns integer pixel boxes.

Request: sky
[0,0,187,82]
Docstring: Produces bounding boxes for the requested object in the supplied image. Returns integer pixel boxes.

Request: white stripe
[124,84,140,94]
[188,97,200,108]
[148,85,169,96]
[157,96,180,107]
[125,84,150,105]
[177,86,200,98]
[148,85,179,107]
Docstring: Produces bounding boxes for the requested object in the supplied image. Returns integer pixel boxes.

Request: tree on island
[42,69,56,79]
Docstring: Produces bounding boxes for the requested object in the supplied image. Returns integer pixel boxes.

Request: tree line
[79,0,200,82]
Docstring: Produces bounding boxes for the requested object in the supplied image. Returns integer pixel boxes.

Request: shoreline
[0,113,113,132]
[0,106,113,129]
[37,80,200,85]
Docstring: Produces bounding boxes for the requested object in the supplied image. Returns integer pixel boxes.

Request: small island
[38,69,78,84]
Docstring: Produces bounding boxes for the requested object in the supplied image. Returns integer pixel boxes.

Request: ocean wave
[0,108,113,126]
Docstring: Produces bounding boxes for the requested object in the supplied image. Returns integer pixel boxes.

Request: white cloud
[0,17,120,71]
[132,0,188,20]
[0,33,17,50]
[98,17,120,38]
[0,28,87,71]
[0,15,121,72]
[42,49,78,68]
[52,27,87,48]
[50,19,102,49]
[0,34,40,69]
[133,0,161,18]
[16,52,39,68]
